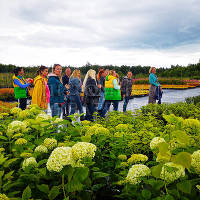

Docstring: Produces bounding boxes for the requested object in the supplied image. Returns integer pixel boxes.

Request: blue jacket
[149,73,161,87]
[69,77,82,96]
[48,74,67,104]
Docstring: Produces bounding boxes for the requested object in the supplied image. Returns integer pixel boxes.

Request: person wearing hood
[69,69,84,119]
[101,70,121,118]
[82,69,101,121]
[48,64,67,117]
[13,67,32,110]
[121,71,133,112]
[31,66,49,110]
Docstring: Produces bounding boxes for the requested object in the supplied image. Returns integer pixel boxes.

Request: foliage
[0,103,199,199]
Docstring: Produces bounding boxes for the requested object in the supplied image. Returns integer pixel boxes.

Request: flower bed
[0,103,200,199]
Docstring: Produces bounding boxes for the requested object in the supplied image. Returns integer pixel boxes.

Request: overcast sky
[1,0,200,68]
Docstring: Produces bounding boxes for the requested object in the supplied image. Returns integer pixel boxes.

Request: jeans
[85,103,96,121]
[123,96,130,112]
[69,95,83,115]
[101,100,119,118]
[97,91,105,111]
[62,95,70,117]
[50,103,62,117]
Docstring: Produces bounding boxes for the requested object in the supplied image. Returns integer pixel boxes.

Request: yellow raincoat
[31,75,48,110]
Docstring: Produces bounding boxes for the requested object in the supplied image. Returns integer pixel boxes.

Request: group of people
[12,65,161,120]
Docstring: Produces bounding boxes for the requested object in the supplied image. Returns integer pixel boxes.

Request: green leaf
[0,154,8,165]
[36,184,49,194]
[176,180,192,194]
[0,136,8,141]
[147,179,165,191]
[81,135,91,143]
[173,152,191,169]
[65,178,83,193]
[22,185,32,200]
[3,170,14,180]
[3,158,18,168]
[37,159,48,167]
[73,167,89,182]
[63,165,74,182]
[142,189,151,199]
[158,142,169,154]
[92,172,109,180]
[48,186,60,200]
[164,194,175,200]
[151,164,163,178]
[172,130,190,145]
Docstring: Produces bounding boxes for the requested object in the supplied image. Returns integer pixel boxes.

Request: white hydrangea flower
[150,137,166,150]
[160,162,185,183]
[36,113,51,121]
[71,142,97,160]
[191,150,200,173]
[46,147,74,172]
[0,193,9,200]
[22,157,37,170]
[35,145,48,153]
[8,120,27,134]
[126,164,151,185]
[53,118,64,124]
[18,110,31,119]
[43,138,57,150]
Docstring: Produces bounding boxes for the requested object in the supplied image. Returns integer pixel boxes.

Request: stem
[62,174,67,199]
[164,182,168,194]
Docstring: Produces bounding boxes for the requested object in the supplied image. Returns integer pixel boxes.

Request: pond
[121,87,200,112]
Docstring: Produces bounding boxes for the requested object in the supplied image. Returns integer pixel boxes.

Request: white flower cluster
[86,124,103,136]
[191,150,200,173]
[22,157,37,170]
[46,142,97,172]
[72,142,96,160]
[7,120,27,135]
[53,118,63,124]
[150,137,166,150]
[47,147,74,172]
[43,138,57,150]
[160,162,185,183]
[126,164,151,185]
[18,110,31,119]
[0,193,9,200]
[36,113,52,121]
[35,145,48,153]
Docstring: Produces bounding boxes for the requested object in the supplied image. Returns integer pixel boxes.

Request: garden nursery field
[0,95,200,200]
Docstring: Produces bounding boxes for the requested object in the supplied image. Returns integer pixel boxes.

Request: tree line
[0,62,200,79]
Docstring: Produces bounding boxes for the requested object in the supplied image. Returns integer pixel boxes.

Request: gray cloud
[0,0,200,66]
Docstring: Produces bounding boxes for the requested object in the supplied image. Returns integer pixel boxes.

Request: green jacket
[104,75,121,100]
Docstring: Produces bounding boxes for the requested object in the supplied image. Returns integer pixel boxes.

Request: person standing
[48,64,67,117]
[121,71,133,112]
[69,69,84,117]
[148,67,162,104]
[101,70,121,118]
[83,69,101,121]
[13,67,32,110]
[97,68,105,113]
[31,66,49,110]
[62,68,71,118]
